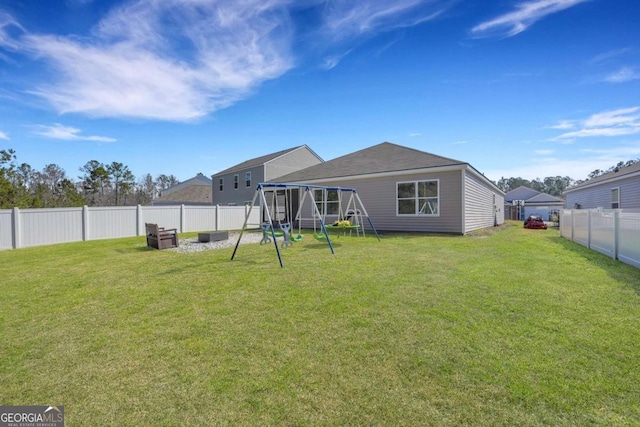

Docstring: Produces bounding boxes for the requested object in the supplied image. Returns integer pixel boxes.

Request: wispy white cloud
[604,66,640,83]
[0,0,451,120]
[534,149,554,155]
[409,132,423,137]
[0,130,9,140]
[0,11,24,50]
[316,0,450,68]
[589,47,633,65]
[321,0,447,42]
[547,120,576,130]
[471,0,589,38]
[322,49,353,70]
[2,0,294,121]
[33,123,116,142]
[583,107,640,128]
[551,107,640,141]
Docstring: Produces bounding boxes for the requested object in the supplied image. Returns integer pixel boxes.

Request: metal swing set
[231,182,380,267]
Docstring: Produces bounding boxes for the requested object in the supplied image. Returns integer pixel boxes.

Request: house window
[245,171,251,187]
[219,178,224,192]
[611,188,620,209]
[397,180,439,216]
[233,174,239,189]
[314,189,339,216]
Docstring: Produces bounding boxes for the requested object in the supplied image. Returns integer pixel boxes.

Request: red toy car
[524,214,547,229]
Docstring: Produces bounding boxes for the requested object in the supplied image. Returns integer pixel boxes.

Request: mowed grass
[1,223,639,426]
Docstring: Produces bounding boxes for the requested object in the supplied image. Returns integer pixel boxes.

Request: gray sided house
[211,145,323,206]
[152,173,212,206]
[274,142,505,234]
[504,186,564,220]
[564,162,640,210]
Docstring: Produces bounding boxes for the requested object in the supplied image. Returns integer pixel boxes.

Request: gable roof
[565,161,640,193]
[274,142,468,183]
[526,193,564,204]
[504,186,541,202]
[212,145,322,177]
[504,186,563,204]
[161,173,211,196]
[154,185,212,205]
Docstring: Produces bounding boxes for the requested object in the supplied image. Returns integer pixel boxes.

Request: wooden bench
[145,223,179,250]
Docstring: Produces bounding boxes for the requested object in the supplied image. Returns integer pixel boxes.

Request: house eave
[279,163,504,195]
[564,170,640,194]
[282,164,467,184]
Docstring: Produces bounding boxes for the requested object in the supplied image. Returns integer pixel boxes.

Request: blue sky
[1,0,639,183]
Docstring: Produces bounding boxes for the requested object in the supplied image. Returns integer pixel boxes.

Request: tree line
[494,159,639,196]
[0,149,179,209]
[2,147,638,209]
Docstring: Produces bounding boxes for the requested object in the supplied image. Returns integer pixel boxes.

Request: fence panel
[618,212,640,268]
[0,205,263,250]
[590,210,615,258]
[20,207,84,248]
[183,206,217,232]
[561,209,640,269]
[141,206,182,231]
[0,209,13,250]
[560,209,572,239]
[89,206,138,239]
[572,210,590,248]
[218,206,259,230]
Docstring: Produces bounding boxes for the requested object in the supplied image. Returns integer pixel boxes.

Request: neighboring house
[152,173,212,206]
[211,145,324,206]
[564,162,640,210]
[504,186,564,220]
[272,142,504,234]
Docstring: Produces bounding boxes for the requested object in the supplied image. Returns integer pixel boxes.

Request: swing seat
[292,234,303,242]
[313,233,326,240]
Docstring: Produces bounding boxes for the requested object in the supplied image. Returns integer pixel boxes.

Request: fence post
[82,205,89,241]
[180,204,186,233]
[137,205,143,236]
[614,210,620,260]
[587,210,592,249]
[570,209,575,242]
[215,205,219,231]
[11,207,20,249]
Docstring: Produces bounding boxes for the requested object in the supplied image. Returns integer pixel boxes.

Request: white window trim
[245,171,252,188]
[233,174,239,190]
[396,179,440,217]
[611,187,620,209]
[219,178,224,192]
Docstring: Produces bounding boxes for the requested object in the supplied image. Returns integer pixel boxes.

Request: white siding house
[273,142,504,234]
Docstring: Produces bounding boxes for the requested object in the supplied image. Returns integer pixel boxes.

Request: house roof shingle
[504,186,541,202]
[212,146,310,177]
[526,193,564,204]
[154,186,212,204]
[274,142,467,183]
[161,174,211,196]
[504,185,564,205]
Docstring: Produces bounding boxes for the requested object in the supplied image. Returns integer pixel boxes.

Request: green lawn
[1,223,639,426]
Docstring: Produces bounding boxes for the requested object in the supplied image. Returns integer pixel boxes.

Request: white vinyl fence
[0,204,260,250]
[560,209,640,269]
